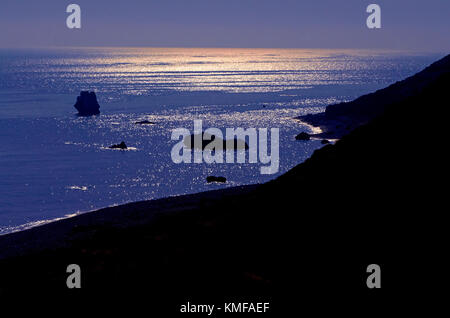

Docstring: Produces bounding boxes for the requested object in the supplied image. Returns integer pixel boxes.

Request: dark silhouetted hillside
[299,54,450,137]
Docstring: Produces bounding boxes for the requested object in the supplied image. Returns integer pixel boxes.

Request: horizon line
[0,46,446,53]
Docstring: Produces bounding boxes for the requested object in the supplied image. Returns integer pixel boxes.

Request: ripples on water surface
[0,48,442,234]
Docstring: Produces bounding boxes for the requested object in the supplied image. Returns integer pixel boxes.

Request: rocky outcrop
[135,120,156,125]
[74,91,100,116]
[206,176,227,183]
[109,141,127,150]
[185,133,249,151]
[295,132,311,141]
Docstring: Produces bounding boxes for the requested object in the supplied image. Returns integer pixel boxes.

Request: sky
[0,0,449,51]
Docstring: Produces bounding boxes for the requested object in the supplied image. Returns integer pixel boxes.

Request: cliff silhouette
[299,54,450,138]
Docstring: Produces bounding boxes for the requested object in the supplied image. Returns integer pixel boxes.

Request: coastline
[0,184,258,259]
[0,54,448,305]
[1,54,448,260]
[1,50,438,231]
[298,53,450,139]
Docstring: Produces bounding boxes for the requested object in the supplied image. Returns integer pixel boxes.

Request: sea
[0,47,442,234]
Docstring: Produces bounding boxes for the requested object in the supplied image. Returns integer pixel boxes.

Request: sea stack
[74,91,100,116]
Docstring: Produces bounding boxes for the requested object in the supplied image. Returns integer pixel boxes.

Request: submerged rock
[109,141,127,150]
[206,176,227,183]
[74,91,100,116]
[135,120,156,125]
[185,133,249,151]
[295,132,311,141]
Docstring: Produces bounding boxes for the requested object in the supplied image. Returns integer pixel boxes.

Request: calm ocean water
[0,48,441,234]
